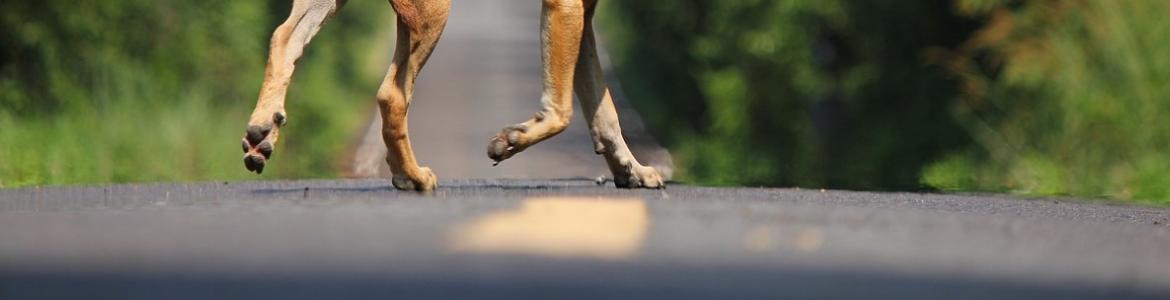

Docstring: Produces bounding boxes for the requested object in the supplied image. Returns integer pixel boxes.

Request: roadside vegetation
[0,0,392,187]
[4,0,1169,205]
[599,0,1170,205]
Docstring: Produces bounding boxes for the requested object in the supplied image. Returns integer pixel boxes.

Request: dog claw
[274,111,287,126]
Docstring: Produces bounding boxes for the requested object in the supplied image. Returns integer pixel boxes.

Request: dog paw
[613,165,665,189]
[241,111,286,174]
[392,166,438,191]
[487,124,528,164]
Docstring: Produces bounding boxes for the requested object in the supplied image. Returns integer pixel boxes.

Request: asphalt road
[1,179,1169,299]
[4,1,1169,299]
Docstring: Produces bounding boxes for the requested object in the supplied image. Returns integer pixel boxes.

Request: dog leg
[379,0,450,191]
[573,2,663,188]
[487,0,586,164]
[241,0,345,174]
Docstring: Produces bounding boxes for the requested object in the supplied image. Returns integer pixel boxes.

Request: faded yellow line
[448,197,648,260]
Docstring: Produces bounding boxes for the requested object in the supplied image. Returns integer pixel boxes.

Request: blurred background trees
[0,0,393,186]
[599,0,1170,203]
[3,0,1170,204]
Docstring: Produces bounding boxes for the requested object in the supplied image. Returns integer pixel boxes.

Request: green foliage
[0,0,394,187]
[601,0,1170,204]
[926,0,1170,202]
[599,0,977,189]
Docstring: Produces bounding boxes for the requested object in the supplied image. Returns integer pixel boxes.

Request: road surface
[3,1,1170,299]
[1,179,1169,299]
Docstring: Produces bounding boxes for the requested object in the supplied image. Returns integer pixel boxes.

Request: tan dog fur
[241,0,664,191]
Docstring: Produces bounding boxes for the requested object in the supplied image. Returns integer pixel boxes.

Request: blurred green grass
[926,0,1170,205]
[599,0,1170,205]
[0,0,394,187]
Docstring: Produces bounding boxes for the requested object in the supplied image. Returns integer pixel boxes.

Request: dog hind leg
[379,0,451,191]
[572,1,663,188]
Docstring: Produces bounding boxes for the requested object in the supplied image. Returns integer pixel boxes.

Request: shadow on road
[4,260,1162,300]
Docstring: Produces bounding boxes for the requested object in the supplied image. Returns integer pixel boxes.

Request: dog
[240,0,663,191]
